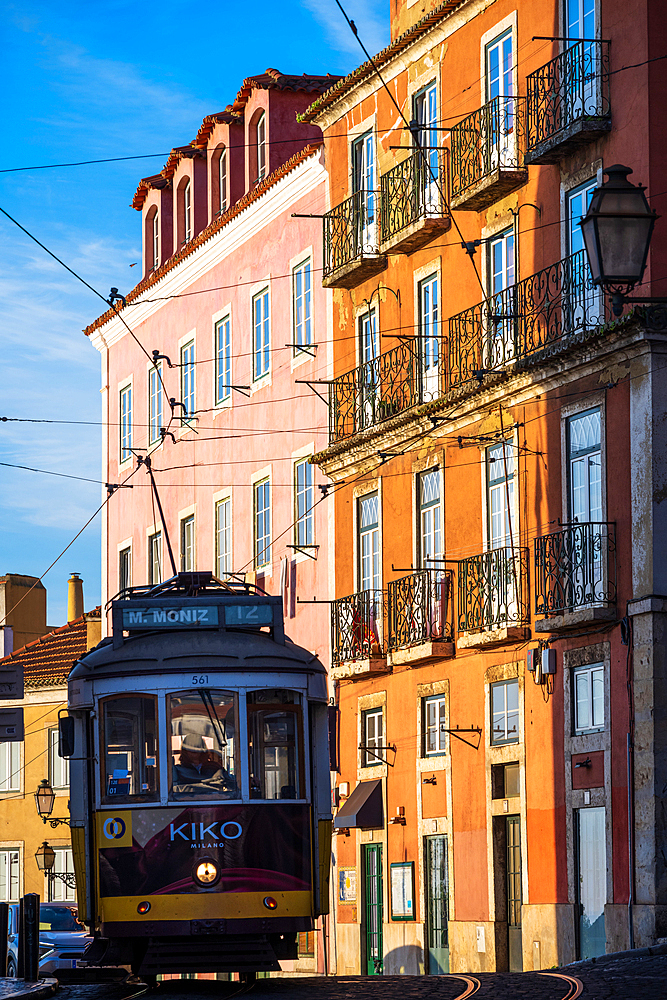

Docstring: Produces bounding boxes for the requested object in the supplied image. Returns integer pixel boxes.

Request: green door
[364,844,383,975]
[425,835,449,974]
[507,815,523,972]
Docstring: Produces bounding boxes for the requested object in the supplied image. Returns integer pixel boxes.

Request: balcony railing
[332,589,384,664]
[534,522,616,617]
[448,249,606,392]
[450,96,527,210]
[458,548,529,633]
[380,150,449,251]
[388,569,454,651]
[323,189,386,287]
[526,40,611,163]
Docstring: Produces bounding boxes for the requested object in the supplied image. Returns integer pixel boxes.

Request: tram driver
[172,733,238,797]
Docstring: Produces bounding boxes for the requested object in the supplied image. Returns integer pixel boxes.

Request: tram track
[537,972,583,1000]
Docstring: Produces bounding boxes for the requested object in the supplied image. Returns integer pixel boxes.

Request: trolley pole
[21,894,40,981]
[0,902,8,976]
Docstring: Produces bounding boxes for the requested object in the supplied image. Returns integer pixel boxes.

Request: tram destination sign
[122,605,219,629]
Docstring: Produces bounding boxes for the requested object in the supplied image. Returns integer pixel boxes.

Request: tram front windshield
[169,690,239,799]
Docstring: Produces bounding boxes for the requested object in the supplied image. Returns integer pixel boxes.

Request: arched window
[256,113,266,182]
[183,179,192,242]
[219,146,227,213]
[152,209,160,269]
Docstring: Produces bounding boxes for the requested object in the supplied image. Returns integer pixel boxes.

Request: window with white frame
[0,850,20,902]
[119,546,131,592]
[485,28,515,167]
[215,498,232,578]
[413,83,439,212]
[152,210,160,270]
[362,707,383,767]
[293,259,312,352]
[254,479,271,568]
[183,179,192,242]
[491,679,519,745]
[148,361,163,445]
[567,181,596,258]
[574,663,604,733]
[418,469,442,568]
[256,113,266,182]
[253,289,270,381]
[180,341,195,422]
[49,727,69,789]
[418,273,440,400]
[295,458,314,548]
[567,408,602,522]
[487,441,515,549]
[423,695,447,756]
[48,848,75,902]
[215,316,231,404]
[119,384,132,463]
[181,515,195,572]
[148,531,162,585]
[219,146,228,213]
[0,742,20,793]
[358,492,380,593]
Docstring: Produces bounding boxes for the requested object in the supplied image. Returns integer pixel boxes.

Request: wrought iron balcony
[329,340,446,443]
[526,40,611,165]
[380,150,450,254]
[388,569,454,652]
[450,96,528,211]
[322,189,387,289]
[331,589,385,665]
[534,522,616,618]
[458,548,529,634]
[448,249,606,393]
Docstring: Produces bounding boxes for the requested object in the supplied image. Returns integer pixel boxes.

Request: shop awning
[334,778,383,829]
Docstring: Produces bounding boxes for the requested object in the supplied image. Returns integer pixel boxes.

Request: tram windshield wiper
[199,689,227,748]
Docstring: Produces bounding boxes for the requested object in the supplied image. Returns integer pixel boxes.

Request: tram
[63,572,332,977]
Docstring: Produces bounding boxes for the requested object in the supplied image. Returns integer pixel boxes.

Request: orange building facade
[303,0,667,975]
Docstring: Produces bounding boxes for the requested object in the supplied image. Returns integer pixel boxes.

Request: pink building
[84,70,339,704]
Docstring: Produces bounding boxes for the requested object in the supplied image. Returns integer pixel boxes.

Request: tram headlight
[195,861,219,885]
[137,901,151,914]
[263,896,278,910]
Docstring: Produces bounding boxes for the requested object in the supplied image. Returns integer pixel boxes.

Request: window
[352,131,376,249]
[567,181,596,257]
[256,113,266,182]
[148,361,163,444]
[247,689,302,799]
[358,493,380,593]
[253,289,270,381]
[0,850,20,902]
[183,179,192,242]
[574,663,604,732]
[180,340,195,423]
[293,259,312,352]
[298,931,315,957]
[152,210,160,270]
[119,546,131,592]
[491,679,519,745]
[254,479,271,568]
[567,0,595,41]
[48,850,75,902]
[423,695,447,756]
[215,498,232,578]
[148,531,162,585]
[492,761,520,798]
[219,146,228,213]
[418,469,442,568]
[567,408,601,522]
[169,690,238,800]
[418,274,440,400]
[0,742,20,793]
[119,384,132,463]
[487,441,515,549]
[362,707,383,767]
[215,316,231,404]
[181,515,195,572]
[490,228,515,296]
[486,30,513,103]
[489,229,515,361]
[295,459,314,548]
[359,308,379,365]
[49,727,69,789]
[101,695,158,801]
[486,29,515,166]
[413,83,439,212]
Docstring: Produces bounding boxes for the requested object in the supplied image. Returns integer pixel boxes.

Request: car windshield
[39,906,84,932]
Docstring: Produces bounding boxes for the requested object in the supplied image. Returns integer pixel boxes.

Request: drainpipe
[622,613,635,949]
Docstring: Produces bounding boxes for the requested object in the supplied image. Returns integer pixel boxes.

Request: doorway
[506,815,523,972]
[425,835,449,974]
[363,844,383,975]
[576,807,606,959]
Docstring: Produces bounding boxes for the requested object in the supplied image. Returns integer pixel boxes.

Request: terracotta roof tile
[193,108,239,148]
[85,142,323,338]
[298,1,467,123]
[0,609,101,689]
[230,68,343,114]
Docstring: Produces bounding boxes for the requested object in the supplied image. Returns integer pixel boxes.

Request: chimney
[68,573,84,622]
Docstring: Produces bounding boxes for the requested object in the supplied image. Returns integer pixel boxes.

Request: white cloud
[300,0,389,60]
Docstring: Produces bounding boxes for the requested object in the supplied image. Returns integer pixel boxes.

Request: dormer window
[256,113,266,182]
[152,210,160,269]
[219,147,228,213]
[183,180,192,242]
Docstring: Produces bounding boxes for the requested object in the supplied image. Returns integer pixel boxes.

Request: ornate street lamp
[34,841,56,872]
[34,779,70,827]
[580,164,661,317]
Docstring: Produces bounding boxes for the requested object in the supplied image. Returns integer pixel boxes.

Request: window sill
[250,374,272,395]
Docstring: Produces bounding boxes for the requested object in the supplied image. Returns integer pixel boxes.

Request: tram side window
[247,689,303,800]
[102,696,158,801]
[169,690,239,799]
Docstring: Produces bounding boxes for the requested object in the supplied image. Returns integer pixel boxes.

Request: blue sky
[0,0,388,627]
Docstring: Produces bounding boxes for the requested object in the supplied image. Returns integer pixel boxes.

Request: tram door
[425,835,449,974]
[363,844,383,975]
[507,816,523,972]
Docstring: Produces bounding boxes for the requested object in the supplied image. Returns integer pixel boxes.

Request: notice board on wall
[338,866,357,904]
[390,861,415,920]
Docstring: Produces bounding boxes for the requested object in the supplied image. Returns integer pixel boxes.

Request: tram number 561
[192,674,209,685]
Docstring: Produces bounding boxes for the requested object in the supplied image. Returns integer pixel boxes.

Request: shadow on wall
[383,944,425,975]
